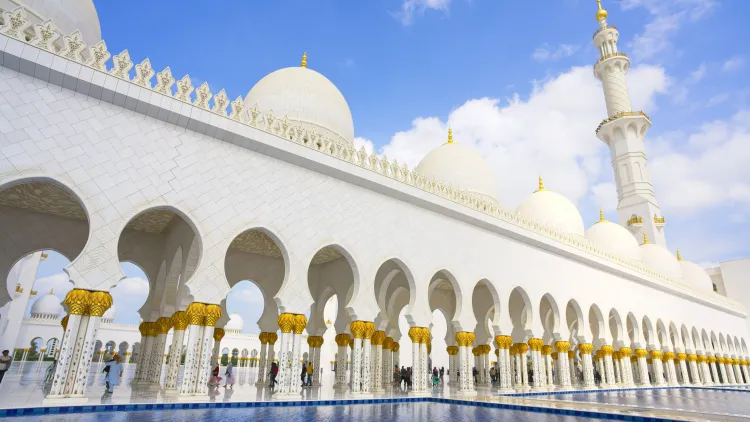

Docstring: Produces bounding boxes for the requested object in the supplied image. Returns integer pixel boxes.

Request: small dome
[415,129,499,203]
[5,0,102,47]
[245,55,354,144]
[30,290,62,319]
[225,312,244,333]
[640,238,682,280]
[517,178,585,236]
[585,212,641,261]
[101,304,116,323]
[679,254,713,291]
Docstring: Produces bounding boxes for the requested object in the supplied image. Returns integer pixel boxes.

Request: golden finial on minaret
[50,288,54,294]
[596,0,608,21]
[676,249,682,261]
[642,232,649,245]
[536,176,545,192]
[599,209,606,223]
[447,128,454,144]
[301,52,307,68]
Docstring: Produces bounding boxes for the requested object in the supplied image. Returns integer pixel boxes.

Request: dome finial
[596,0,608,21]
[447,128,454,144]
[536,176,545,192]
[642,232,649,245]
[50,288,54,294]
[301,51,307,68]
[599,208,606,223]
[676,249,682,261]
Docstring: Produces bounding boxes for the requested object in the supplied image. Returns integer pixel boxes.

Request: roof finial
[676,249,682,261]
[536,176,545,192]
[642,232,649,245]
[596,0,608,21]
[599,208,606,223]
[447,128,454,144]
[50,288,54,294]
[301,51,307,68]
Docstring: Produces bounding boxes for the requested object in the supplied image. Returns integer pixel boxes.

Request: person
[393,366,400,387]
[102,355,114,392]
[305,361,313,386]
[0,350,11,384]
[269,362,279,388]
[103,355,123,394]
[473,366,478,384]
[400,366,406,388]
[439,367,444,384]
[490,366,497,384]
[432,367,439,387]
[210,364,222,386]
[224,361,235,388]
[300,362,307,386]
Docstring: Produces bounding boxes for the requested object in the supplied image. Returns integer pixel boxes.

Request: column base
[274,393,303,401]
[334,384,349,390]
[455,389,478,396]
[42,396,90,406]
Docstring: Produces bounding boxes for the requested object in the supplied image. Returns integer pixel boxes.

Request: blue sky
[15,0,750,328]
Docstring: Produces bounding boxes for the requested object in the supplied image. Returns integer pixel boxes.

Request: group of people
[209,361,236,388]
[392,366,447,390]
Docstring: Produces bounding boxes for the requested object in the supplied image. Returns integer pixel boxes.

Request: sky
[11,0,750,330]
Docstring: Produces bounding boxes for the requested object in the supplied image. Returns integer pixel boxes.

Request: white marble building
[0,0,748,403]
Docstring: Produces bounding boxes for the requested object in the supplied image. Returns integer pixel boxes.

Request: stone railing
[596,111,650,134]
[0,8,743,314]
[594,52,628,67]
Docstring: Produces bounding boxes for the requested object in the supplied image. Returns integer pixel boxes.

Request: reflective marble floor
[1,363,749,421]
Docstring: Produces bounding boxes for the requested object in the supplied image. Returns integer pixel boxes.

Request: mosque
[0,0,748,404]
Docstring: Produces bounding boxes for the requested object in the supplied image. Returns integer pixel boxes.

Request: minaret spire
[592,2,666,247]
[301,52,307,68]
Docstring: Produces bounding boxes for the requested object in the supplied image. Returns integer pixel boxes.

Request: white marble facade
[0,0,749,404]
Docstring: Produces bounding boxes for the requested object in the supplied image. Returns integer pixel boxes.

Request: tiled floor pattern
[1,362,749,421]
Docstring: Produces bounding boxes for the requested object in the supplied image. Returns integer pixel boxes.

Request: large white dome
[679,256,713,291]
[585,213,641,261]
[415,131,499,203]
[102,304,116,323]
[1,0,102,47]
[245,57,354,144]
[517,179,585,236]
[225,312,244,333]
[640,240,682,280]
[30,290,62,319]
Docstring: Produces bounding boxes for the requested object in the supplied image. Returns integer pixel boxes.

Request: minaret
[592,0,666,246]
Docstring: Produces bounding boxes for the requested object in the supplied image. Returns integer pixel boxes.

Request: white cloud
[231,288,263,305]
[353,136,375,154]
[622,0,716,60]
[591,182,619,212]
[723,57,744,72]
[705,93,729,107]
[110,277,149,324]
[31,273,73,297]
[393,0,451,26]
[378,65,667,208]
[649,110,750,215]
[532,43,580,62]
[688,63,707,83]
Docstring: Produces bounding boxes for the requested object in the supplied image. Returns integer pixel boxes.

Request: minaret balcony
[595,110,651,136]
[653,215,666,229]
[594,52,628,68]
[626,215,643,235]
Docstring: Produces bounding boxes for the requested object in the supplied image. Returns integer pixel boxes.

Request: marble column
[447,346,456,386]
[409,327,424,393]
[392,343,400,372]
[741,360,749,384]
[495,336,512,391]
[578,344,595,388]
[619,348,633,386]
[650,350,665,386]
[662,352,677,386]
[372,331,385,392]
[698,355,712,385]
[148,317,172,385]
[568,351,577,387]
[527,339,543,389]
[350,322,367,394]
[708,356,719,384]
[733,359,744,384]
[601,345,616,387]
[675,353,688,384]
[542,346,554,388]
[456,332,476,394]
[274,314,295,395]
[192,306,220,396]
[46,290,112,401]
[686,354,700,385]
[613,352,622,385]
[334,334,349,389]
[383,337,393,388]
[165,311,187,389]
[555,341,572,388]
[136,325,156,383]
[360,322,375,394]
[634,349,650,387]
[210,328,225,369]
[178,303,207,396]
[312,336,324,386]
[255,333,269,387]
[287,315,306,394]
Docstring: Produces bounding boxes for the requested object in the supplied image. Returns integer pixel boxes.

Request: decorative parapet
[594,52,628,67]
[596,111,650,134]
[654,215,665,224]
[593,25,617,38]
[627,216,643,226]
[0,8,742,314]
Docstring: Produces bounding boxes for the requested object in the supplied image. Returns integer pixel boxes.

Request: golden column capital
[383,337,393,350]
[64,289,90,315]
[186,302,207,326]
[516,343,529,354]
[717,357,725,364]
[350,321,367,339]
[278,313,295,333]
[258,332,268,345]
[601,345,614,356]
[554,341,570,353]
[61,315,69,330]
[634,348,648,358]
[687,353,697,362]
[541,345,552,356]
[697,355,707,363]
[204,304,222,327]
[335,333,351,346]
[676,353,687,361]
[372,330,386,345]
[171,311,189,331]
[619,347,632,356]
[293,314,307,334]
[88,291,113,317]
[708,355,716,363]
[494,335,512,349]
[213,328,225,342]
[568,350,575,359]
[363,322,376,340]
[649,350,662,360]
[663,351,675,360]
[456,331,475,347]
[155,317,172,334]
[527,338,544,351]
[408,327,422,343]
[578,343,594,355]
[267,332,278,345]
[392,343,400,352]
